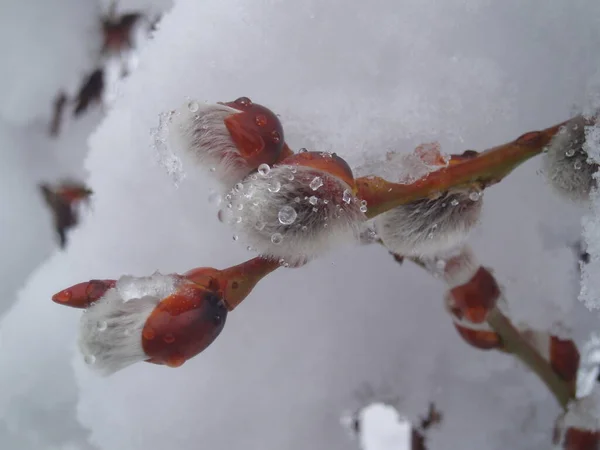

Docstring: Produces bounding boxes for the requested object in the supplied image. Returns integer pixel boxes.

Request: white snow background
[1,0,600,449]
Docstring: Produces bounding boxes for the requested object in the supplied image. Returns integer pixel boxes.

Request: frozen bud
[555,389,600,449]
[167,97,287,187]
[227,151,365,265]
[66,273,226,375]
[542,116,597,203]
[375,188,482,259]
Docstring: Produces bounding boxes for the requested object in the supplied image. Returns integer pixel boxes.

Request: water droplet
[427,232,435,239]
[342,189,352,204]
[271,130,281,143]
[321,152,333,158]
[143,329,156,340]
[166,354,186,368]
[237,204,244,210]
[287,173,295,181]
[324,223,329,228]
[436,260,447,270]
[227,203,232,209]
[233,235,239,241]
[278,206,297,225]
[188,101,199,112]
[565,148,576,157]
[310,177,323,191]
[360,205,367,213]
[312,207,318,212]
[271,233,283,244]
[308,196,318,205]
[299,148,308,153]
[431,223,438,230]
[301,226,308,232]
[255,220,266,231]
[247,245,254,251]
[284,263,290,268]
[97,321,108,331]
[574,160,583,170]
[210,167,216,172]
[291,168,297,173]
[255,114,268,126]
[217,210,225,222]
[250,174,258,180]
[235,97,252,107]
[84,354,96,365]
[208,190,222,206]
[323,199,329,204]
[469,191,481,201]
[294,197,301,203]
[234,182,244,192]
[278,258,286,266]
[163,333,175,344]
[55,289,72,302]
[235,216,242,223]
[268,181,281,193]
[450,199,460,206]
[258,164,271,176]
[225,194,232,201]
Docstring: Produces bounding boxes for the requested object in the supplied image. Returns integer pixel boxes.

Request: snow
[581,120,600,310]
[564,388,600,433]
[358,403,411,450]
[1,0,600,449]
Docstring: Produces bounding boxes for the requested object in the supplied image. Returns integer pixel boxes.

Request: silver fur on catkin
[542,115,597,203]
[225,165,365,265]
[78,273,179,376]
[167,102,250,188]
[375,190,483,258]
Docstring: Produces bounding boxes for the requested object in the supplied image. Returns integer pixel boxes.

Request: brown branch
[358,118,579,218]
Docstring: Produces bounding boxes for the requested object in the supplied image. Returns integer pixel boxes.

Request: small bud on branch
[52,257,278,374]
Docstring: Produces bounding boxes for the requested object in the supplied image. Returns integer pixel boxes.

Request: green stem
[486,307,571,410]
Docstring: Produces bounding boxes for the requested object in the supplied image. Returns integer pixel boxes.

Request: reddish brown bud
[142,282,227,368]
[221,97,286,169]
[448,267,499,323]
[453,324,502,350]
[551,336,581,386]
[279,151,356,191]
[52,279,116,308]
[563,429,600,450]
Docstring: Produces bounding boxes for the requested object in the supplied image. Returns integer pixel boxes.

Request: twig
[395,253,574,410]
[358,118,582,218]
[486,307,572,409]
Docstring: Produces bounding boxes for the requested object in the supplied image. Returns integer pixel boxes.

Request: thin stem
[486,307,571,409]
[219,256,280,310]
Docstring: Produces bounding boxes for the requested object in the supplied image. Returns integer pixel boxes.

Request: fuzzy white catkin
[225,164,365,265]
[375,190,483,259]
[79,273,179,376]
[542,115,597,203]
[167,102,251,189]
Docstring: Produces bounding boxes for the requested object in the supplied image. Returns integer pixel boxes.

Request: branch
[399,250,574,410]
[486,307,572,409]
[358,118,577,218]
